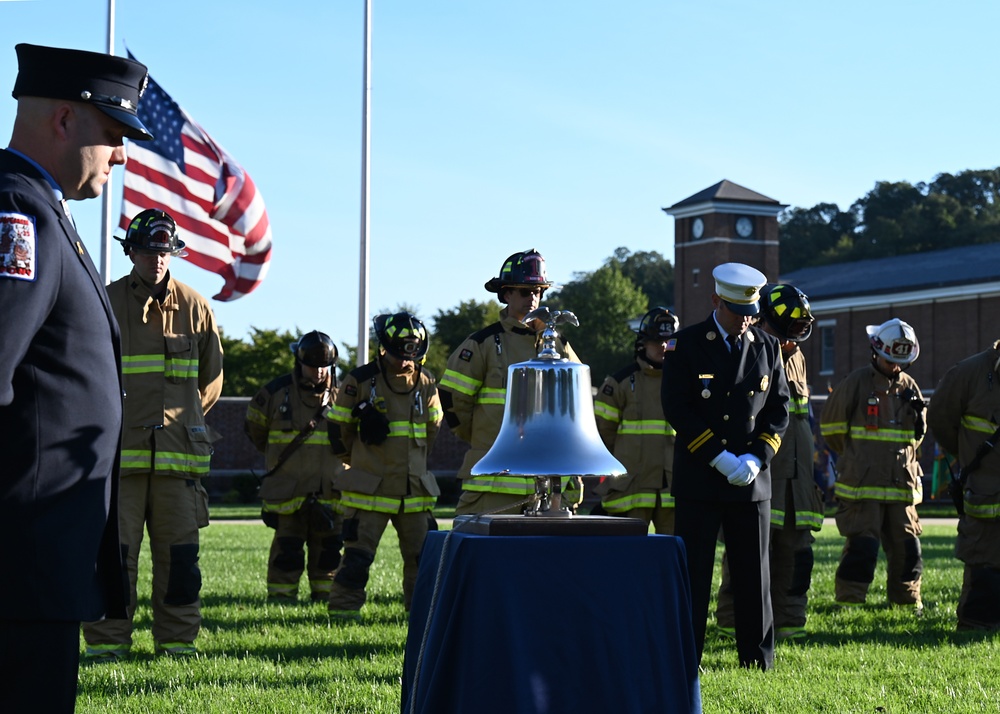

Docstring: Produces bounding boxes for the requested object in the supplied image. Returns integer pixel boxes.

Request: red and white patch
[0,212,37,282]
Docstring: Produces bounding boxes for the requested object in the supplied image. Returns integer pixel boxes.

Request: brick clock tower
[662,179,786,322]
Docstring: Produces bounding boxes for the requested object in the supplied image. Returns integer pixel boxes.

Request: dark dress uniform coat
[661,313,789,669]
[0,150,127,623]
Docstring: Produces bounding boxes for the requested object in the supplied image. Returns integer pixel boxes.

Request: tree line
[222,167,1000,395]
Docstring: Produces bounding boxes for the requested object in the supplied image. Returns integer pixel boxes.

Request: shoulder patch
[602,384,615,395]
[459,348,473,362]
[344,383,358,397]
[0,212,37,282]
[469,322,504,344]
[665,338,677,351]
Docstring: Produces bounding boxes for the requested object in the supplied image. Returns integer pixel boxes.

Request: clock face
[691,218,704,240]
[735,216,754,238]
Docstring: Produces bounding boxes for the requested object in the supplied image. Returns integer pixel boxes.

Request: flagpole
[99,0,116,285]
[356,0,372,366]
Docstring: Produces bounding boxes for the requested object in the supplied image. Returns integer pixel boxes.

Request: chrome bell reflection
[470,307,626,516]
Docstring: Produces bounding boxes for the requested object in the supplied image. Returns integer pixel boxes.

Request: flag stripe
[120,60,272,301]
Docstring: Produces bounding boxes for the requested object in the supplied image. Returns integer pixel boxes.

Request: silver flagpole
[356,0,372,366]
[99,0,116,284]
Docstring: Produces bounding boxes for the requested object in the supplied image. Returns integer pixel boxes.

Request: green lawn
[76,520,1000,713]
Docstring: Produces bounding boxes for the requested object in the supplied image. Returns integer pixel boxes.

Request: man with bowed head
[0,43,152,711]
[245,331,345,603]
[820,318,927,614]
[660,262,789,670]
[83,208,224,660]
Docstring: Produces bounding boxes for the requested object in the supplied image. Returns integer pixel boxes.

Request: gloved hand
[711,451,742,479]
[352,400,390,445]
[728,455,761,487]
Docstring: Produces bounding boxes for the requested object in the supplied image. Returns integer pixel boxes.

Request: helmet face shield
[762,284,814,342]
[373,312,429,362]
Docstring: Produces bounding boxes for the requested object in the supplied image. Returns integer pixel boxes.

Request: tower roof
[666,180,782,211]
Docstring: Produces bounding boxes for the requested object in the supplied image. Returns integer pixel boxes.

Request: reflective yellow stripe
[962,414,997,434]
[790,396,810,417]
[165,357,198,379]
[845,426,915,444]
[267,431,328,447]
[965,501,1000,519]
[246,407,267,427]
[440,369,481,396]
[339,491,437,514]
[121,354,164,374]
[771,507,823,530]
[476,388,506,406]
[820,421,848,437]
[594,403,620,422]
[462,475,535,495]
[618,419,676,437]
[603,491,673,513]
[261,496,307,514]
[834,481,921,504]
[119,449,211,475]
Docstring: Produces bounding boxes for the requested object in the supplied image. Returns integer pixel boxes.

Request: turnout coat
[661,314,790,503]
[0,150,126,621]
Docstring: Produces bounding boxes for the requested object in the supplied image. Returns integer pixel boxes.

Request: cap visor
[95,105,154,141]
[723,300,759,316]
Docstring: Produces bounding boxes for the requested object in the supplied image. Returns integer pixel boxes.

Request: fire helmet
[290,331,338,368]
[484,249,552,302]
[373,312,429,362]
[761,284,814,342]
[636,307,679,341]
[867,318,919,365]
[116,209,187,256]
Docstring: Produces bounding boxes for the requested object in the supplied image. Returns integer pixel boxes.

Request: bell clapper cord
[405,491,538,714]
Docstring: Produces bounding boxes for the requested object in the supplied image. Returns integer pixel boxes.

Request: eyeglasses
[515,287,544,297]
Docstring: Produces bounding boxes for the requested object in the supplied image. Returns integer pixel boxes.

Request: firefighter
[439,249,580,515]
[820,318,926,613]
[83,209,224,659]
[245,331,345,602]
[593,307,679,532]
[927,341,1000,630]
[325,313,442,617]
[717,284,825,640]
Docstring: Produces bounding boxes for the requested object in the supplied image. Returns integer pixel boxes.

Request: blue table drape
[401,531,702,714]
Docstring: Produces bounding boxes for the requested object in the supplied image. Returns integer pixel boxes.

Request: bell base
[452,514,648,536]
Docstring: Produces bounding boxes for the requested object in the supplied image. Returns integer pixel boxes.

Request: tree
[423,299,496,381]
[779,203,859,272]
[603,247,674,309]
[220,327,351,397]
[548,263,648,385]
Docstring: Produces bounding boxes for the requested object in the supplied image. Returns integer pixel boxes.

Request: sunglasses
[514,287,545,297]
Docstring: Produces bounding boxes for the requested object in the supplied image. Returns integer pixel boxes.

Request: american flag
[120,58,272,301]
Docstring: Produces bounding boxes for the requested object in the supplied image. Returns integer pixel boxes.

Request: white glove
[711,451,741,478]
[728,455,762,487]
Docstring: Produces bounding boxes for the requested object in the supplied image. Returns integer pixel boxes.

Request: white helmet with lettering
[866,318,919,365]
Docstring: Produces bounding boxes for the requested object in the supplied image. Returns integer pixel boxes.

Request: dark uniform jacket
[661,314,790,503]
[0,150,127,621]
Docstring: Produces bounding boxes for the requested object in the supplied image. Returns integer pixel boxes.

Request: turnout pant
[834,499,922,606]
[955,516,1000,629]
[267,504,343,601]
[83,474,208,649]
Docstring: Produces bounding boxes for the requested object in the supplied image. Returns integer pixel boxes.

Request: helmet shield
[762,284,814,342]
[373,312,429,362]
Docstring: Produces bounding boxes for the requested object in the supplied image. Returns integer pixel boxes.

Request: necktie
[727,334,741,365]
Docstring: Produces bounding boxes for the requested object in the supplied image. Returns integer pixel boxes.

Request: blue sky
[3,0,998,355]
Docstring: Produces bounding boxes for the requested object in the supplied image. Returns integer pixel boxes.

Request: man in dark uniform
[0,44,153,712]
[661,262,790,670]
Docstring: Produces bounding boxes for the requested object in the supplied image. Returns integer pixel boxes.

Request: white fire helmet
[866,318,919,365]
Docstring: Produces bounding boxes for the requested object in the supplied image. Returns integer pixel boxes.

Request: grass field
[75,516,1000,713]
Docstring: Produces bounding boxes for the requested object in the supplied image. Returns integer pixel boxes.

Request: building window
[818,320,835,375]
[692,268,700,288]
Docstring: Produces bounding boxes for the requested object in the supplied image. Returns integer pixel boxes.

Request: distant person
[83,209,224,659]
[927,340,1000,631]
[660,262,789,670]
[245,331,344,602]
[716,284,825,641]
[0,43,152,711]
[593,307,679,532]
[820,318,926,614]
[325,313,442,617]
[438,249,579,515]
